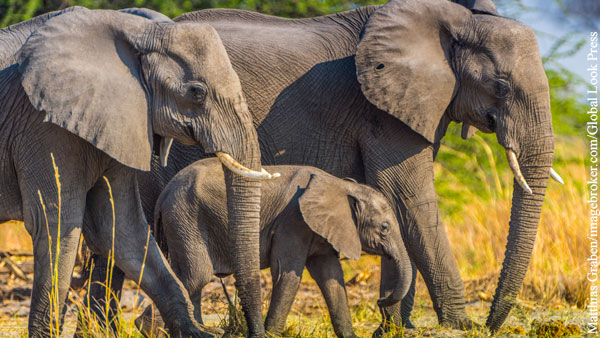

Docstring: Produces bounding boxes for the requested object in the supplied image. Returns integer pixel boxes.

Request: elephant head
[16,9,273,333]
[355,0,558,331]
[298,174,412,307]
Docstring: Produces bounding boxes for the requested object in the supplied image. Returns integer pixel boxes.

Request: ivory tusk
[505,149,533,195]
[216,152,280,180]
[159,137,174,168]
[549,168,564,184]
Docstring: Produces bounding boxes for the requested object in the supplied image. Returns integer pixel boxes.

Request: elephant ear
[452,0,498,15]
[0,6,88,70]
[298,174,362,260]
[17,10,156,171]
[355,0,471,143]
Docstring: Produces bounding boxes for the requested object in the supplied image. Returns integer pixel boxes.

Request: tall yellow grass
[36,153,63,337]
[437,135,588,306]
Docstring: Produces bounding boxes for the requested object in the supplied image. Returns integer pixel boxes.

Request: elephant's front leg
[19,161,89,337]
[81,164,206,337]
[27,219,83,337]
[360,118,472,331]
[305,254,356,338]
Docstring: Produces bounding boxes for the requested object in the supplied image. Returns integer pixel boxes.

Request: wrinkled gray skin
[102,0,552,334]
[0,8,263,337]
[136,158,411,338]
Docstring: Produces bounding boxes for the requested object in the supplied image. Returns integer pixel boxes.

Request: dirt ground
[0,254,592,337]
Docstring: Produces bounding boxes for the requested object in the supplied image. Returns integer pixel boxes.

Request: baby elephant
[137,158,411,338]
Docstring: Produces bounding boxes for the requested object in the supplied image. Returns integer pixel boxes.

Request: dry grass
[436,134,589,308]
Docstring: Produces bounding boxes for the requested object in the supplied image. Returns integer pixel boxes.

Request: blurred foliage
[0,0,386,26]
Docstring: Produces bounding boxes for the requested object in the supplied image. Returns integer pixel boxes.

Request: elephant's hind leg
[81,163,204,337]
[306,254,356,338]
[75,251,125,337]
[135,230,216,338]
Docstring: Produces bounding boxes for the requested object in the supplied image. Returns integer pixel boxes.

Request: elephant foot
[135,305,222,338]
[440,315,482,331]
[371,320,413,338]
[135,306,167,338]
[175,326,220,338]
[199,324,225,337]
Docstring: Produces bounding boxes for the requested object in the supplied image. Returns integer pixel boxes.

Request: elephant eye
[486,111,497,131]
[381,222,390,234]
[189,83,208,103]
[494,80,510,99]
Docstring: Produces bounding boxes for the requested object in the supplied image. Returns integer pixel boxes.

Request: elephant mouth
[157,136,279,180]
[216,152,281,180]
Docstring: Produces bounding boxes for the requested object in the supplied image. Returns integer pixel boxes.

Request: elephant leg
[134,287,214,338]
[19,170,87,337]
[306,254,356,338]
[82,164,206,337]
[263,260,303,336]
[135,252,218,338]
[135,304,168,338]
[264,224,310,336]
[28,221,83,337]
[136,218,218,338]
[360,118,472,332]
[75,252,125,337]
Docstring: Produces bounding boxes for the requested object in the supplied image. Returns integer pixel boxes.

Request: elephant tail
[153,195,170,261]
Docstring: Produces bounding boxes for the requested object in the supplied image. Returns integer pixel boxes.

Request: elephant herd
[0,0,563,337]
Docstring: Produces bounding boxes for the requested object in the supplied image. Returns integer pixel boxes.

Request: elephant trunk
[487,99,553,332]
[225,165,264,336]
[217,99,265,337]
[377,232,413,308]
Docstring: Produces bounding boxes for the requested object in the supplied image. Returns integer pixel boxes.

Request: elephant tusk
[506,149,533,195]
[159,137,174,168]
[550,168,564,184]
[216,152,281,180]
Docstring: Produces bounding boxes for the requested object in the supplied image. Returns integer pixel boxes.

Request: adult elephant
[0,7,275,337]
[122,0,558,334]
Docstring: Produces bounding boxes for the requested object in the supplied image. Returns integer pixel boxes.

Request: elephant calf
[137,158,411,338]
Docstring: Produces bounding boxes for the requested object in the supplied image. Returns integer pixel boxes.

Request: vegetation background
[0,0,594,336]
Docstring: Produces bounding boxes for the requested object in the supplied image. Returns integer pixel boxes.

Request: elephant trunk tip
[376,256,411,308]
